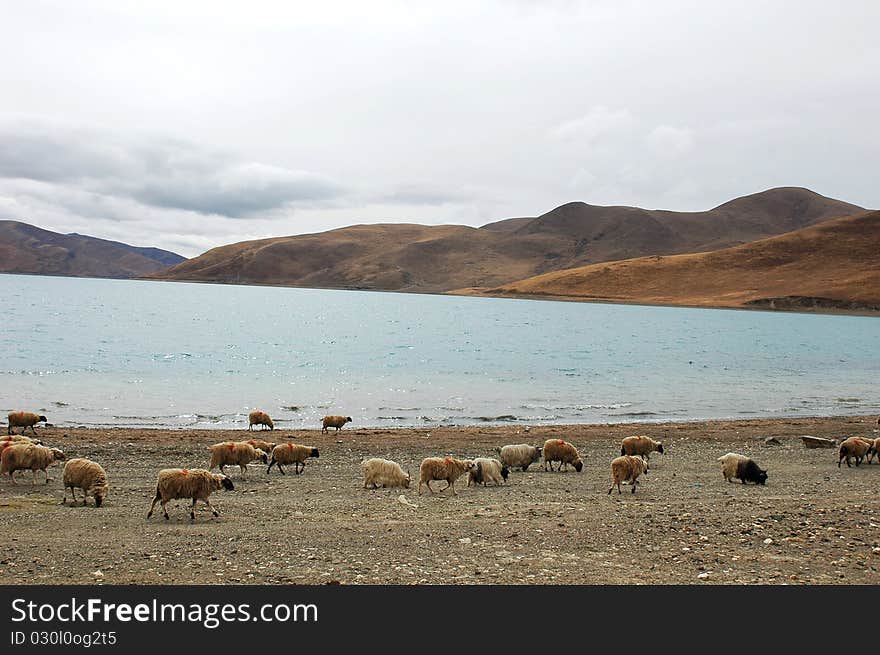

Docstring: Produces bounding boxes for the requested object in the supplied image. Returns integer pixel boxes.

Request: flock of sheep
[3,409,880,522]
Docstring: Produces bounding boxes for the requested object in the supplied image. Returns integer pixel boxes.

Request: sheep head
[220,476,235,491]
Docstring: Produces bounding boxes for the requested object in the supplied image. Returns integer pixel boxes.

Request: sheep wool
[267,443,320,475]
[608,455,648,495]
[498,444,543,471]
[620,435,664,459]
[417,457,474,495]
[7,411,47,436]
[208,441,268,477]
[362,458,411,489]
[248,411,274,431]
[322,415,352,433]
[62,458,109,507]
[718,452,768,485]
[468,457,509,487]
[542,439,583,472]
[838,437,870,468]
[0,443,65,484]
[147,468,234,521]
[245,438,276,455]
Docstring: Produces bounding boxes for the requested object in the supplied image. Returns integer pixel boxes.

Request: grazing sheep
[608,455,649,494]
[248,410,274,431]
[147,468,234,521]
[0,443,65,484]
[620,435,664,460]
[267,443,320,475]
[62,458,109,507]
[542,439,583,472]
[7,411,47,436]
[418,457,474,495]
[838,437,871,468]
[322,415,352,433]
[718,452,768,485]
[245,438,276,455]
[208,441,268,477]
[467,457,509,487]
[866,437,880,464]
[361,458,411,489]
[497,444,543,471]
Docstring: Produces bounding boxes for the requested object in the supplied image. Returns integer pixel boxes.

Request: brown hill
[462,211,880,312]
[150,187,863,293]
[0,221,186,278]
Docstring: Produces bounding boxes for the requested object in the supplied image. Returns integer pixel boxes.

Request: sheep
[620,435,664,460]
[718,452,768,484]
[497,444,543,471]
[0,443,65,484]
[267,443,320,475]
[7,411,47,436]
[608,455,649,494]
[467,457,509,487]
[361,458,411,489]
[147,468,234,521]
[866,437,880,464]
[322,415,352,433]
[542,439,583,472]
[838,437,871,468]
[417,457,474,495]
[248,410,274,431]
[244,438,276,455]
[62,458,109,507]
[208,441,268,477]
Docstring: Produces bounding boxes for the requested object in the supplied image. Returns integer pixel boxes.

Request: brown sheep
[322,415,352,433]
[7,411,47,436]
[244,438,276,455]
[147,468,234,521]
[608,455,649,494]
[267,443,320,475]
[417,457,474,495]
[208,441,268,477]
[0,443,65,484]
[838,437,870,468]
[620,435,664,460]
[248,410,274,431]
[62,458,109,507]
[542,439,583,472]
[866,437,880,464]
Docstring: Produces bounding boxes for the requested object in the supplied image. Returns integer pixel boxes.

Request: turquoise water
[1,273,878,430]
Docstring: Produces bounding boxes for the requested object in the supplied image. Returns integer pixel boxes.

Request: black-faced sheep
[248,410,274,431]
[542,439,583,472]
[620,435,664,460]
[497,444,542,471]
[467,457,509,487]
[267,443,320,475]
[838,437,870,468]
[146,468,234,521]
[208,441,268,477]
[0,443,65,484]
[7,411,47,436]
[322,415,352,433]
[608,455,648,494]
[718,452,768,485]
[361,458,411,489]
[62,458,109,507]
[417,457,474,495]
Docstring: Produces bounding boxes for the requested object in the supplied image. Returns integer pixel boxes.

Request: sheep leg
[62,486,71,505]
[240,463,247,478]
[267,459,276,474]
[424,480,435,494]
[190,498,197,520]
[295,462,303,474]
[203,498,219,517]
[82,490,89,506]
[278,463,286,475]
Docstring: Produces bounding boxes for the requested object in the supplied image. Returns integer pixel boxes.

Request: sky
[0,0,878,258]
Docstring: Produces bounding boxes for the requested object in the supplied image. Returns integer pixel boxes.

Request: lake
[1,273,878,430]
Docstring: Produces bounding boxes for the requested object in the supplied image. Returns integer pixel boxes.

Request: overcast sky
[1,0,877,257]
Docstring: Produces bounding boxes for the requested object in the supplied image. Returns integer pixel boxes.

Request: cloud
[550,107,635,144]
[646,125,695,157]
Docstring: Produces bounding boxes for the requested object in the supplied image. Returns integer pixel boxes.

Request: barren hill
[150,187,862,292]
[0,221,186,278]
[461,211,880,312]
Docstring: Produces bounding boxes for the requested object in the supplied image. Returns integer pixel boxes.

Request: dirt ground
[1,415,879,585]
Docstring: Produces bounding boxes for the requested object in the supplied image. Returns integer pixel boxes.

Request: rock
[801,436,836,449]
[697,572,709,579]
[764,437,782,445]
[763,538,773,545]
[398,495,418,508]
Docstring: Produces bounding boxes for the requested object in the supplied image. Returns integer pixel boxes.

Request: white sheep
[361,458,411,489]
[417,457,474,495]
[467,457,509,487]
[322,415,352,433]
[146,468,235,521]
[208,441,268,477]
[542,439,583,472]
[497,444,542,471]
[608,455,648,494]
[0,443,65,484]
[7,411,47,436]
[267,443,320,475]
[62,458,109,507]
